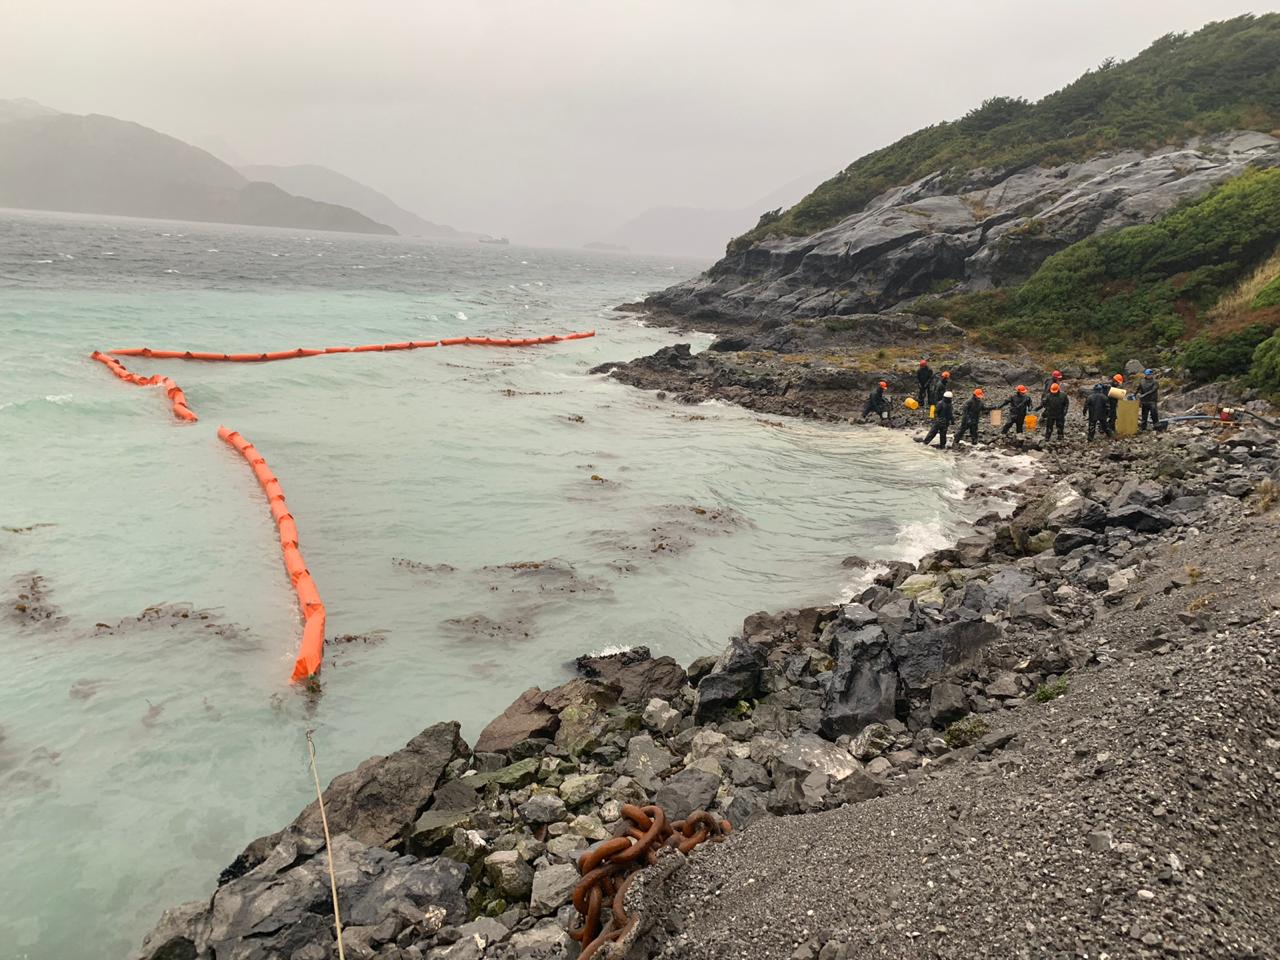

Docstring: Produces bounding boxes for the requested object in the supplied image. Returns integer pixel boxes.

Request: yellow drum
[1024,414,1038,431]
[903,397,920,410]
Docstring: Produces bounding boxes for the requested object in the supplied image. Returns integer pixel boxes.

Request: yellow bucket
[1024,414,1038,431]
[903,397,919,410]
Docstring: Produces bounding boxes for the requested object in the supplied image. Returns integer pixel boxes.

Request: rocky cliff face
[648,132,1280,327]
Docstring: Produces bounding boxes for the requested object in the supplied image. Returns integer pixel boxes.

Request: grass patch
[943,715,989,748]
[1033,679,1069,703]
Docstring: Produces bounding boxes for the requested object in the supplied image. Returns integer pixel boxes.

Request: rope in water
[307,730,346,960]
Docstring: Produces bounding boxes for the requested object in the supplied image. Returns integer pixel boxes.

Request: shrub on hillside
[1183,322,1279,381]
[1250,331,1280,395]
[1254,273,1280,309]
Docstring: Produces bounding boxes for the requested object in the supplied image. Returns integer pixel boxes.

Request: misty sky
[4,1,1274,245]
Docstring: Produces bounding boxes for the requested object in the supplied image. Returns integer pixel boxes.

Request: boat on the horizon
[478,235,510,245]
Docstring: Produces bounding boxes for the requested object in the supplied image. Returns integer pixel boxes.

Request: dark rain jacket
[1041,392,1070,419]
[959,395,985,426]
[1086,389,1110,421]
[933,396,954,425]
[1000,393,1034,418]
[865,385,887,413]
[917,365,933,390]
[1136,377,1159,405]
[928,377,952,405]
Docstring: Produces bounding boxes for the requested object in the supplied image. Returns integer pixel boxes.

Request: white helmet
[943,390,953,399]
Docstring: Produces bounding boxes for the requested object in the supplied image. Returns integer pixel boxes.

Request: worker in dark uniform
[1136,369,1159,431]
[1107,373,1125,432]
[916,360,933,404]
[1086,383,1112,440]
[1040,382,1069,442]
[955,388,987,446]
[1041,369,1064,405]
[927,370,952,409]
[998,385,1033,435]
[861,380,890,423]
[919,390,955,449]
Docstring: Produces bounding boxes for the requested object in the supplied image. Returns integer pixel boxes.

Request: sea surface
[0,210,1027,959]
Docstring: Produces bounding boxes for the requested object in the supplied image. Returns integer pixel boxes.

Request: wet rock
[475,690,558,754]
[574,646,687,705]
[821,625,896,737]
[695,638,766,718]
[724,787,770,828]
[774,731,860,784]
[1053,527,1099,555]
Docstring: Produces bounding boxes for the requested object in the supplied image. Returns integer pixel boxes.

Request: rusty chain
[570,803,731,959]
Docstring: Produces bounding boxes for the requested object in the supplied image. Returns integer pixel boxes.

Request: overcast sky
[4,1,1273,244]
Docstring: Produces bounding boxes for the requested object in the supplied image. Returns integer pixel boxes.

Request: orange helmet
[941,370,950,379]
[879,380,888,389]
[1016,385,1027,394]
[1050,383,1061,394]
[973,388,984,398]
[1113,373,1124,384]
[1052,370,1062,379]
[918,359,928,366]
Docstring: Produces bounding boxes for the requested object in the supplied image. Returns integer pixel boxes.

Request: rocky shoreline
[135,363,1280,959]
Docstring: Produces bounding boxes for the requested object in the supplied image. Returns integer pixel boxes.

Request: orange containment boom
[90,351,199,422]
[106,331,595,361]
[217,426,325,682]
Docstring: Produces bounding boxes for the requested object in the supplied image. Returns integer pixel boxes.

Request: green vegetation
[1033,679,1069,703]
[913,168,1280,373]
[1254,273,1280,309]
[731,15,1280,251]
[943,715,989,749]
[1250,330,1280,395]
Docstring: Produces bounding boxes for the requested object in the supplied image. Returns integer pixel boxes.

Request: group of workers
[860,360,1161,450]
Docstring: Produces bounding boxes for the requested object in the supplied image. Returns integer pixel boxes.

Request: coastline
[134,346,1280,959]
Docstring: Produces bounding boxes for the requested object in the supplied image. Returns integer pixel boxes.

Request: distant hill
[0,103,395,235]
[592,172,822,259]
[0,97,58,124]
[238,163,475,239]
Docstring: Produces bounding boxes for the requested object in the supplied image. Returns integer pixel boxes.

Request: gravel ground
[627,501,1280,960]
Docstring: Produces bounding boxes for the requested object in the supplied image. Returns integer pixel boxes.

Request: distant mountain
[0,97,58,124]
[0,103,395,235]
[238,163,475,239]
[591,172,823,259]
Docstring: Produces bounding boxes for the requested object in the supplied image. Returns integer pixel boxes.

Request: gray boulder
[890,620,999,691]
[529,862,579,916]
[654,766,721,819]
[475,689,558,754]
[574,646,687,705]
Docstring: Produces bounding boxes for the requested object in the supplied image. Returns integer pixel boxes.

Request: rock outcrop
[645,132,1280,327]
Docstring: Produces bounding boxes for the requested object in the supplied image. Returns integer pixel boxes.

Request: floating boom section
[217,426,326,682]
[90,351,198,421]
[106,331,594,361]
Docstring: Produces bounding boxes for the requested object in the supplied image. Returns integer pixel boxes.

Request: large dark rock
[1053,527,1100,555]
[1106,504,1175,533]
[820,625,897,737]
[574,646,687,706]
[225,722,467,880]
[695,637,766,718]
[139,834,467,960]
[889,620,999,691]
[475,688,558,754]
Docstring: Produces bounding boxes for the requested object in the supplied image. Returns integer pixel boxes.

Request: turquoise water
[0,211,1013,959]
